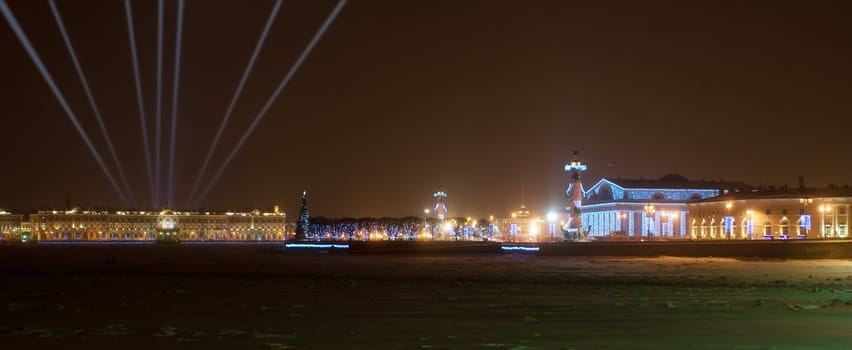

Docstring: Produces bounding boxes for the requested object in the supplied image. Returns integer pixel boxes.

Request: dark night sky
[1,0,851,219]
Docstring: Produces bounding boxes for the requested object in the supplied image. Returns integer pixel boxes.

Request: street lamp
[424,209,431,240]
[644,205,655,240]
[745,210,753,240]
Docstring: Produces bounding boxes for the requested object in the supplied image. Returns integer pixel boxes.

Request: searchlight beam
[167,0,185,208]
[186,0,283,208]
[48,0,137,207]
[1,0,130,206]
[191,0,347,207]
[124,0,155,207]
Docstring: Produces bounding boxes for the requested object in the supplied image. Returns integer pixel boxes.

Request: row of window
[691,223,848,236]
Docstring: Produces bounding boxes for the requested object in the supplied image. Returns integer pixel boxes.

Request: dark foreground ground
[1,244,851,349]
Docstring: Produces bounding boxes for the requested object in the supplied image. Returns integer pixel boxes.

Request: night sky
[1,0,851,219]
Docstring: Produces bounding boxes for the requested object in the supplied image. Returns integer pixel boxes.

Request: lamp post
[745,210,753,240]
[424,209,431,240]
[644,205,655,240]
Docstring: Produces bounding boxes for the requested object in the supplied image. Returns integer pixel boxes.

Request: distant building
[689,185,852,240]
[581,174,743,239]
[492,204,556,242]
[0,209,23,241]
[28,208,287,241]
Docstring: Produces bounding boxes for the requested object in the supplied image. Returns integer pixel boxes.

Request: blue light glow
[801,215,811,230]
[187,0,283,208]
[285,243,350,249]
[564,164,587,172]
[724,216,734,233]
[501,245,540,252]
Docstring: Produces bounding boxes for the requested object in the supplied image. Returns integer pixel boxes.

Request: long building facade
[581,175,741,239]
[688,187,851,240]
[27,208,289,242]
[2,184,851,243]
[0,210,23,241]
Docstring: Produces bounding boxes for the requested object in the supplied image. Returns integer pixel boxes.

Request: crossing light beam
[192,0,347,208]
[48,0,137,208]
[167,0,185,208]
[155,0,164,208]
[186,0,283,208]
[1,0,130,206]
[124,0,155,207]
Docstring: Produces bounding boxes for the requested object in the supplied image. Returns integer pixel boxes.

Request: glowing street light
[546,211,558,223]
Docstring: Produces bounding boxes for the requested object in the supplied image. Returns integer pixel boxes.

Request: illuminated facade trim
[688,195,850,240]
[580,175,729,239]
[28,209,288,242]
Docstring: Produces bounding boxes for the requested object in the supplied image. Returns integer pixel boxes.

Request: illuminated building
[689,185,851,240]
[0,210,23,241]
[491,188,551,242]
[28,207,288,242]
[582,174,742,239]
[493,205,548,242]
[563,151,587,239]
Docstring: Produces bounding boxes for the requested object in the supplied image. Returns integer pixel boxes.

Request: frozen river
[1,244,851,349]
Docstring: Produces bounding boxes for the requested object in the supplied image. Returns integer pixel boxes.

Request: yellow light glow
[443,222,453,232]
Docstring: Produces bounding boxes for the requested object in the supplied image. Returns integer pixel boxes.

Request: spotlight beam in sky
[1,0,130,206]
[155,0,163,208]
[167,0,184,208]
[185,0,283,208]
[48,0,137,208]
[192,0,347,208]
[124,0,155,207]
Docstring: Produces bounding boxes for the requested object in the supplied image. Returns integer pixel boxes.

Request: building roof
[605,174,748,190]
[698,185,852,203]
